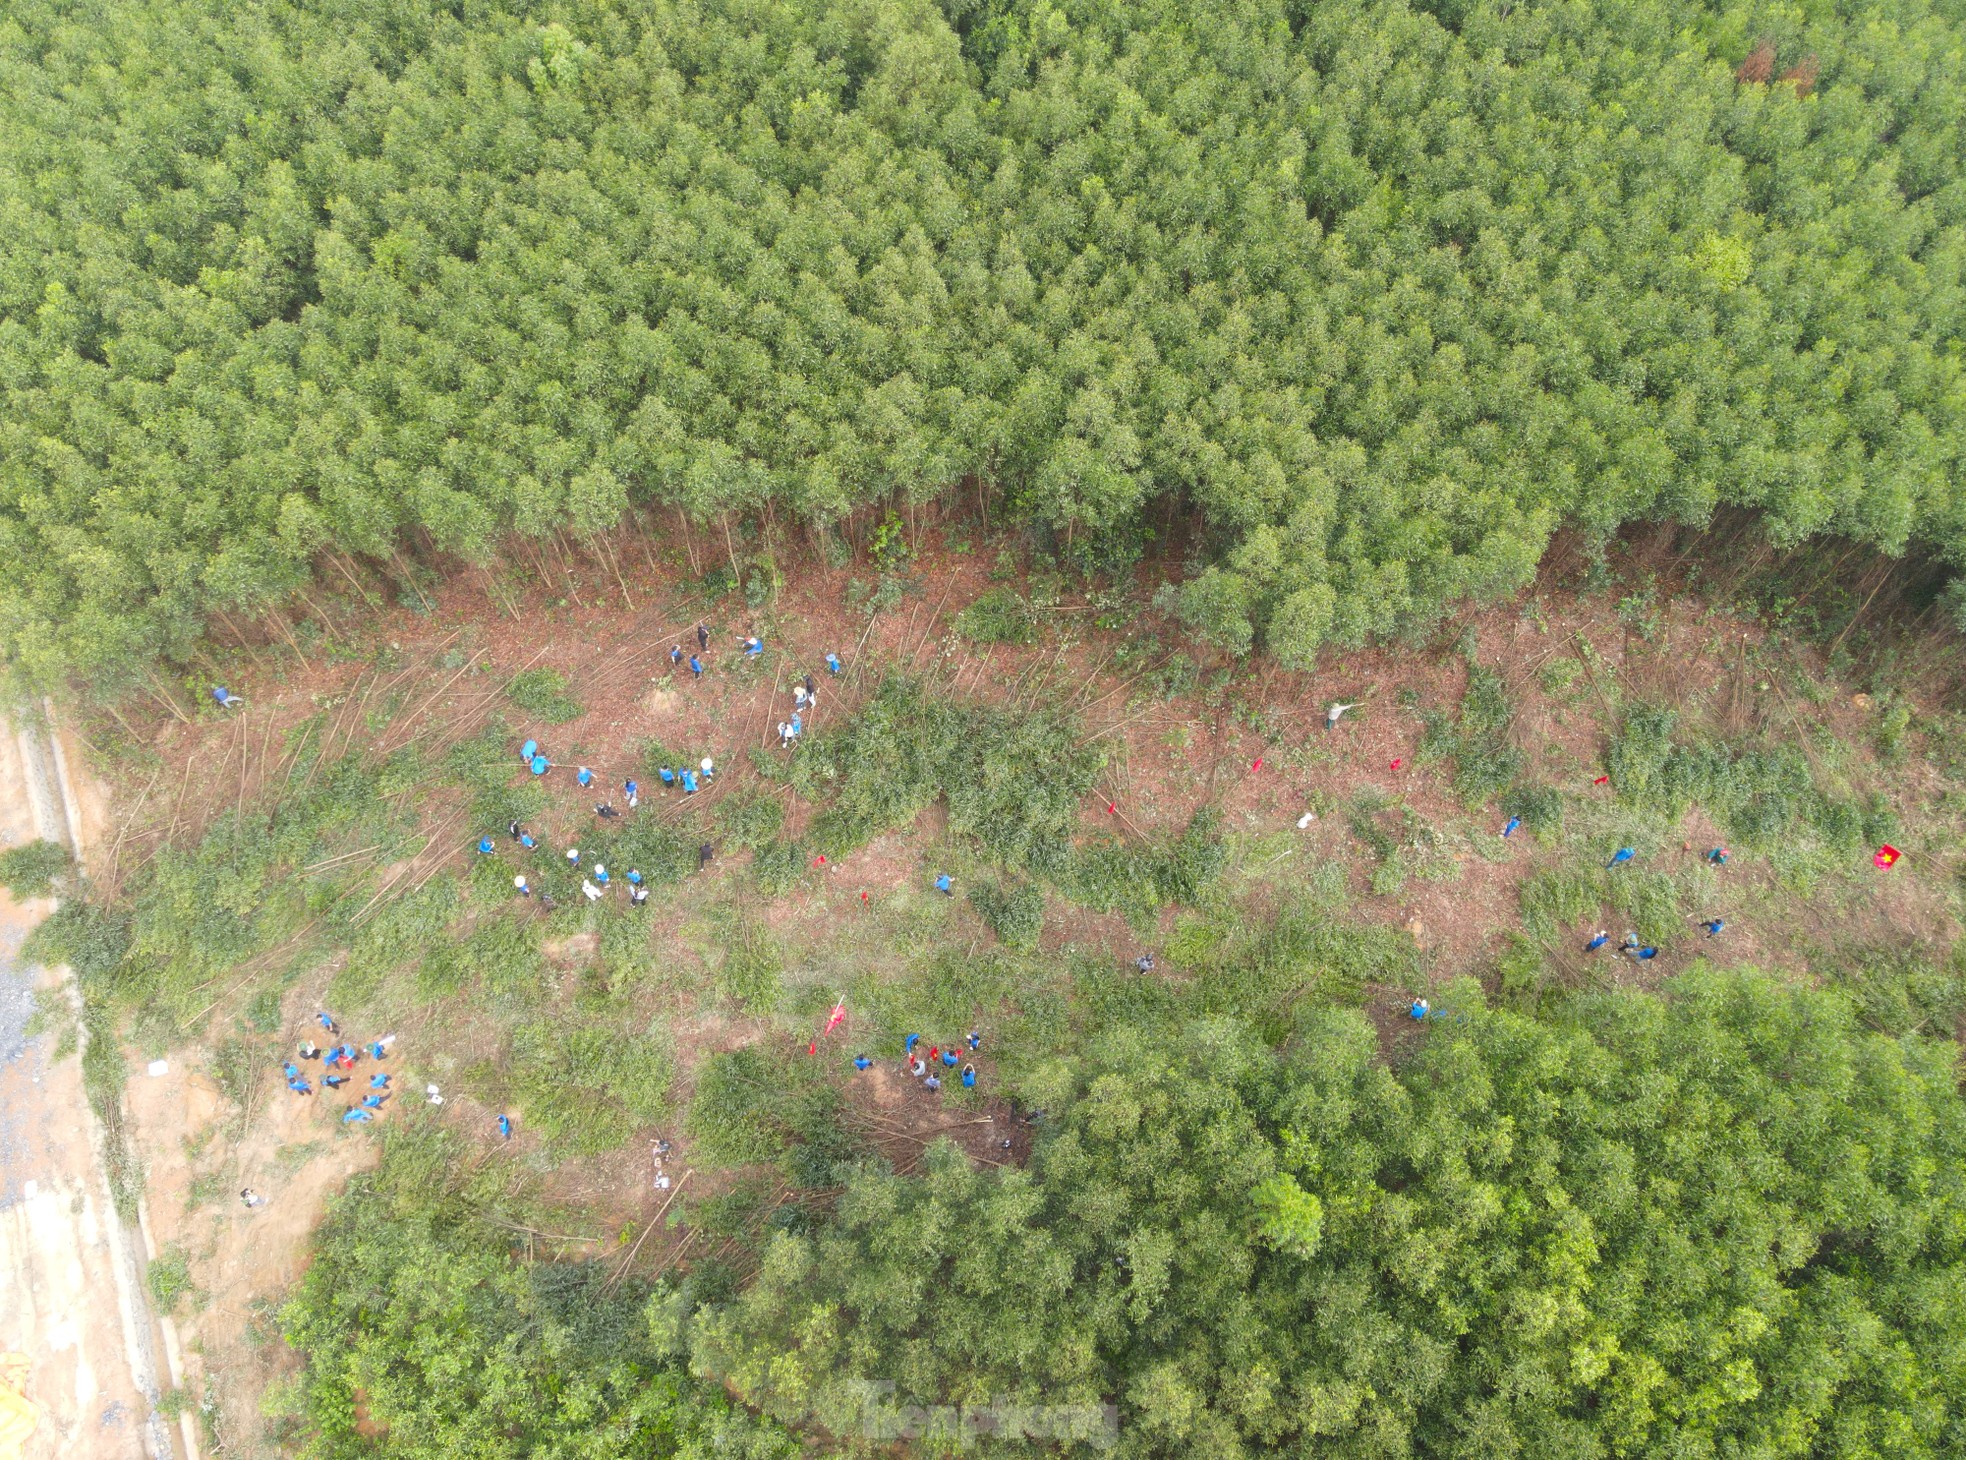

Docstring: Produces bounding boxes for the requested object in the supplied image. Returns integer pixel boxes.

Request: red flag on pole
[823,998,847,1036]
[1874,844,1901,869]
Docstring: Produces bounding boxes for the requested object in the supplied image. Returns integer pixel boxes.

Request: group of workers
[271,1012,513,1156]
[853,1030,982,1093]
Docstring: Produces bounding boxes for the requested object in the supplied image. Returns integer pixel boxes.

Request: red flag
[1874,844,1901,869]
[860,890,868,903]
[1389,757,1403,771]
[1251,757,1263,772]
[822,999,847,1035]
[806,1040,817,1055]
[1593,775,1609,786]
[813,854,827,866]
[1106,801,1116,814]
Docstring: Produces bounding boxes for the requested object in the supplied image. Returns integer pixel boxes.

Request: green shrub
[751,839,808,895]
[954,586,1039,645]
[1425,661,1524,804]
[1499,782,1562,836]
[1608,705,1888,851]
[718,794,785,852]
[1518,868,1599,942]
[716,918,784,1011]
[686,1047,842,1175]
[969,881,1044,950]
[1608,869,1683,946]
[1834,941,1966,1038]
[0,838,70,897]
[506,668,583,724]
[507,1018,674,1156]
[147,1245,196,1312]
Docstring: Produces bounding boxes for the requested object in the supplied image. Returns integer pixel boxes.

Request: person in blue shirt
[317,1010,338,1034]
[905,1034,920,1055]
[789,712,802,738]
[670,645,683,666]
[681,769,699,794]
[934,874,952,896]
[323,1073,348,1089]
[530,753,550,775]
[576,766,594,788]
[594,865,609,887]
[743,635,763,657]
[1706,846,1729,865]
[1700,918,1725,937]
[1584,930,1610,952]
[967,1031,981,1051]
[826,652,842,674]
[288,1076,312,1095]
[941,1049,959,1067]
[565,847,580,868]
[212,686,244,708]
[961,1064,976,1089]
[853,1056,873,1070]
[497,1114,513,1140]
[521,739,538,763]
[626,869,643,887]
[1501,817,1520,838]
[283,1062,301,1081]
[659,766,676,788]
[519,831,537,850]
[343,1107,372,1123]
[1608,847,1635,867]
[1631,946,1659,960]
[361,1092,386,1110]
[477,836,494,855]
[367,1041,388,1061]
[370,1073,389,1089]
[625,778,639,808]
[1409,999,1429,1020]
[688,655,703,677]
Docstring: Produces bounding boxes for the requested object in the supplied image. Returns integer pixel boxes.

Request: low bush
[1421,655,1523,806]
[507,1018,673,1156]
[969,880,1045,950]
[1834,939,1966,1038]
[954,586,1039,645]
[0,838,70,898]
[1608,705,1891,850]
[505,668,583,724]
[685,1046,843,1178]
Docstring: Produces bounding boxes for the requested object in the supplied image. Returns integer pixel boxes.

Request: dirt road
[0,717,175,1460]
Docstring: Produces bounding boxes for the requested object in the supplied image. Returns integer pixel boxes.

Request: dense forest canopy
[3,0,1963,680]
[693,973,1966,1458]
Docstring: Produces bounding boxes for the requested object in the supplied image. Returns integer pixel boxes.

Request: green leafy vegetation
[0,837,70,898]
[967,878,1045,951]
[792,677,1223,919]
[695,973,1966,1458]
[279,1126,792,1460]
[7,0,1966,685]
[1609,704,1893,850]
[954,587,1039,646]
[504,668,583,725]
[146,1244,196,1313]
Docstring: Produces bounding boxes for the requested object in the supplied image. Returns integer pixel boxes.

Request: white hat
[701,756,714,771]
[513,875,528,888]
